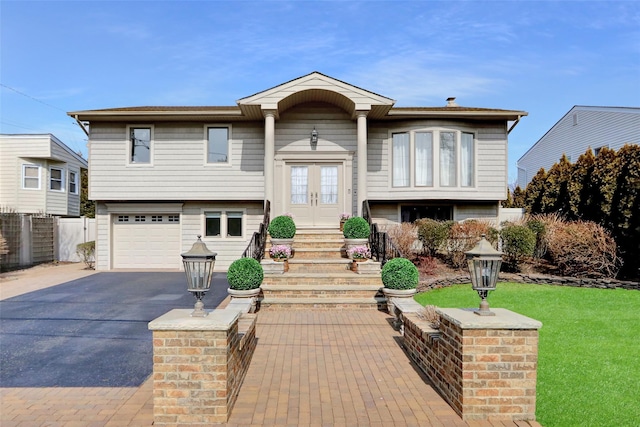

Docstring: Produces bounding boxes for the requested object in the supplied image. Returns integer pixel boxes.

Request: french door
[286,163,343,227]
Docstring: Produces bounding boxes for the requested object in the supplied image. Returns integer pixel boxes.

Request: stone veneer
[148,309,257,425]
[402,307,542,421]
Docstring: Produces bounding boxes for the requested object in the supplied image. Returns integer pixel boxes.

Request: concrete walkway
[1,264,541,426]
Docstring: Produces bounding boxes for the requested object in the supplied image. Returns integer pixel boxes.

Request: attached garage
[112,214,181,269]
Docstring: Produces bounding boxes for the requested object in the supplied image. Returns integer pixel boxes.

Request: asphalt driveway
[0,271,230,387]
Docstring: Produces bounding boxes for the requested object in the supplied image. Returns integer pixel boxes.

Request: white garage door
[112,214,181,269]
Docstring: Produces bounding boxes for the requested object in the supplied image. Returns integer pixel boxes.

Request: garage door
[112,214,181,269]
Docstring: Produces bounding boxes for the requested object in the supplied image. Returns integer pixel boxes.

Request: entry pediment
[237,72,395,119]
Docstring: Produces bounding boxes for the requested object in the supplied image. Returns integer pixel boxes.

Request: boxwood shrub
[227,258,264,290]
[343,216,371,239]
[268,215,296,239]
[381,257,419,290]
[500,224,535,272]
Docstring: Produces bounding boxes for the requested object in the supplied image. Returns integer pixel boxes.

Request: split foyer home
[68,72,527,270]
[0,134,88,217]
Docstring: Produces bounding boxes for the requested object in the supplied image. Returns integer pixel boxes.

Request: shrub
[76,241,95,270]
[385,222,418,259]
[545,220,620,278]
[227,257,264,290]
[416,255,437,276]
[500,224,535,272]
[343,216,370,239]
[447,220,496,269]
[416,219,452,257]
[381,257,419,290]
[268,215,296,239]
[417,305,440,329]
[526,217,547,260]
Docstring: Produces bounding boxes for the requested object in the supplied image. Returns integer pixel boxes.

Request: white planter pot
[382,287,417,313]
[227,287,261,298]
[344,238,369,257]
[270,238,294,246]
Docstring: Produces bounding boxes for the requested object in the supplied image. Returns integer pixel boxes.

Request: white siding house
[517,106,640,188]
[0,134,88,216]
[69,72,527,271]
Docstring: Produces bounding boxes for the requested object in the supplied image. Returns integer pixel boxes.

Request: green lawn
[414,283,640,427]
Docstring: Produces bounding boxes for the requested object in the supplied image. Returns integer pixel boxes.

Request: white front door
[286,163,343,227]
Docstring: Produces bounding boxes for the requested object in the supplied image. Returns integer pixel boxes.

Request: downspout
[74,115,89,137]
[507,115,522,134]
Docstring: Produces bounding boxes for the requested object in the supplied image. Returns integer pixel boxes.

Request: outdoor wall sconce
[310,127,318,146]
[465,234,502,316]
[181,235,217,317]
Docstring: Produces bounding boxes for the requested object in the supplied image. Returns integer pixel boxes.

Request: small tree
[541,154,572,215]
[524,168,547,214]
[568,148,596,220]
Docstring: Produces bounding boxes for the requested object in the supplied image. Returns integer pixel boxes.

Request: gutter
[73,115,89,137]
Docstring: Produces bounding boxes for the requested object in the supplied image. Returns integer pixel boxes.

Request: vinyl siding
[366,120,508,201]
[88,123,265,201]
[517,107,640,187]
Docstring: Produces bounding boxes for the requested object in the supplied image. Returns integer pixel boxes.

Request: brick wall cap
[437,308,542,330]
[149,308,240,331]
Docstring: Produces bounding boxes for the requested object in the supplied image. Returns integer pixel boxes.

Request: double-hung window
[69,171,78,194]
[207,127,229,164]
[205,210,243,238]
[130,127,151,164]
[22,164,41,189]
[50,167,65,191]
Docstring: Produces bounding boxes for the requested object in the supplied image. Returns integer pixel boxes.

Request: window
[460,132,474,187]
[22,165,40,189]
[440,132,456,187]
[50,167,64,191]
[69,171,78,194]
[392,133,410,187]
[594,146,607,157]
[135,215,146,222]
[204,211,243,238]
[168,215,180,223]
[401,205,453,222]
[207,127,229,163]
[151,215,163,222]
[118,215,130,222]
[415,132,433,186]
[130,127,151,163]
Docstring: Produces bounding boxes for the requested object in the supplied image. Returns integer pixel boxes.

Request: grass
[414,282,640,427]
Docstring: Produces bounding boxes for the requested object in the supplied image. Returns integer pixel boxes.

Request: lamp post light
[465,234,502,316]
[310,127,318,146]
[181,235,217,317]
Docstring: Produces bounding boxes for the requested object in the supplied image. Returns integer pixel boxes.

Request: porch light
[310,127,318,145]
[465,234,502,316]
[181,235,217,317]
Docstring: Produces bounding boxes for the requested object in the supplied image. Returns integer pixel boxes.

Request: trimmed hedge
[268,215,296,239]
[227,258,264,290]
[343,216,370,239]
[381,257,419,290]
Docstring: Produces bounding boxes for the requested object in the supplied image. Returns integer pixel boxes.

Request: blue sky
[2,0,639,183]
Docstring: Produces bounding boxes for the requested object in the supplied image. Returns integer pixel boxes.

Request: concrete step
[287,259,351,273]
[290,248,344,259]
[262,272,383,287]
[259,297,386,310]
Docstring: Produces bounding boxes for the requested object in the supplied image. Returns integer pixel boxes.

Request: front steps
[260,228,385,309]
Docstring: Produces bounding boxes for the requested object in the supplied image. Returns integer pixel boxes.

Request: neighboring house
[0,134,88,216]
[68,72,526,270]
[517,106,640,188]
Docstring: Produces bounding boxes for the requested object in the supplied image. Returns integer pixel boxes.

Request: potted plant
[347,245,371,271]
[269,244,292,272]
[343,216,370,254]
[268,215,296,248]
[227,257,264,299]
[339,212,351,231]
[381,257,419,311]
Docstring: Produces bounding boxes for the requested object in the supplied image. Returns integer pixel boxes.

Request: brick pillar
[438,308,542,421]
[148,309,241,426]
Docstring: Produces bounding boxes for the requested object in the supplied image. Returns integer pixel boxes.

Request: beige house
[0,134,88,217]
[69,72,526,270]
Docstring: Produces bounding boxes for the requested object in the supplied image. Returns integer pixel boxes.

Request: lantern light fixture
[310,127,318,145]
[465,234,503,316]
[181,235,217,317]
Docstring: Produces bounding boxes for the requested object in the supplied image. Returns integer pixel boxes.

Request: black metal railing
[362,200,403,265]
[242,200,271,260]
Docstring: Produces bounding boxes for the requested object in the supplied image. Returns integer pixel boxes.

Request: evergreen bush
[268,215,296,239]
[416,219,452,257]
[343,216,370,239]
[227,257,264,290]
[381,257,419,290]
[500,224,535,272]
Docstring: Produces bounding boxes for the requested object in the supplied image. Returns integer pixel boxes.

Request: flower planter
[273,258,289,272]
[270,238,293,248]
[344,238,369,256]
[381,287,417,313]
[227,287,261,298]
[351,258,368,271]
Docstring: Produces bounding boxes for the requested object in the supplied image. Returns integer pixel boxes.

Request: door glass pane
[291,166,308,204]
[320,166,338,204]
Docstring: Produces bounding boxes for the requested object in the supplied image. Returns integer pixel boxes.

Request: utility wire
[0,83,68,112]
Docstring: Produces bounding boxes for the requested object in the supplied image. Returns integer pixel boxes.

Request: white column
[356,111,368,215]
[264,111,275,204]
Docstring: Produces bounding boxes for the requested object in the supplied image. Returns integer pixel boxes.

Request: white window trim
[203,124,233,167]
[201,208,246,239]
[22,164,41,190]
[49,166,65,192]
[68,169,79,195]
[387,127,477,190]
[126,124,154,166]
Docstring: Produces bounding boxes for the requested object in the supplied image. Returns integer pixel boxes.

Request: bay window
[392,133,410,187]
[439,132,456,187]
[415,132,433,186]
[461,132,474,187]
